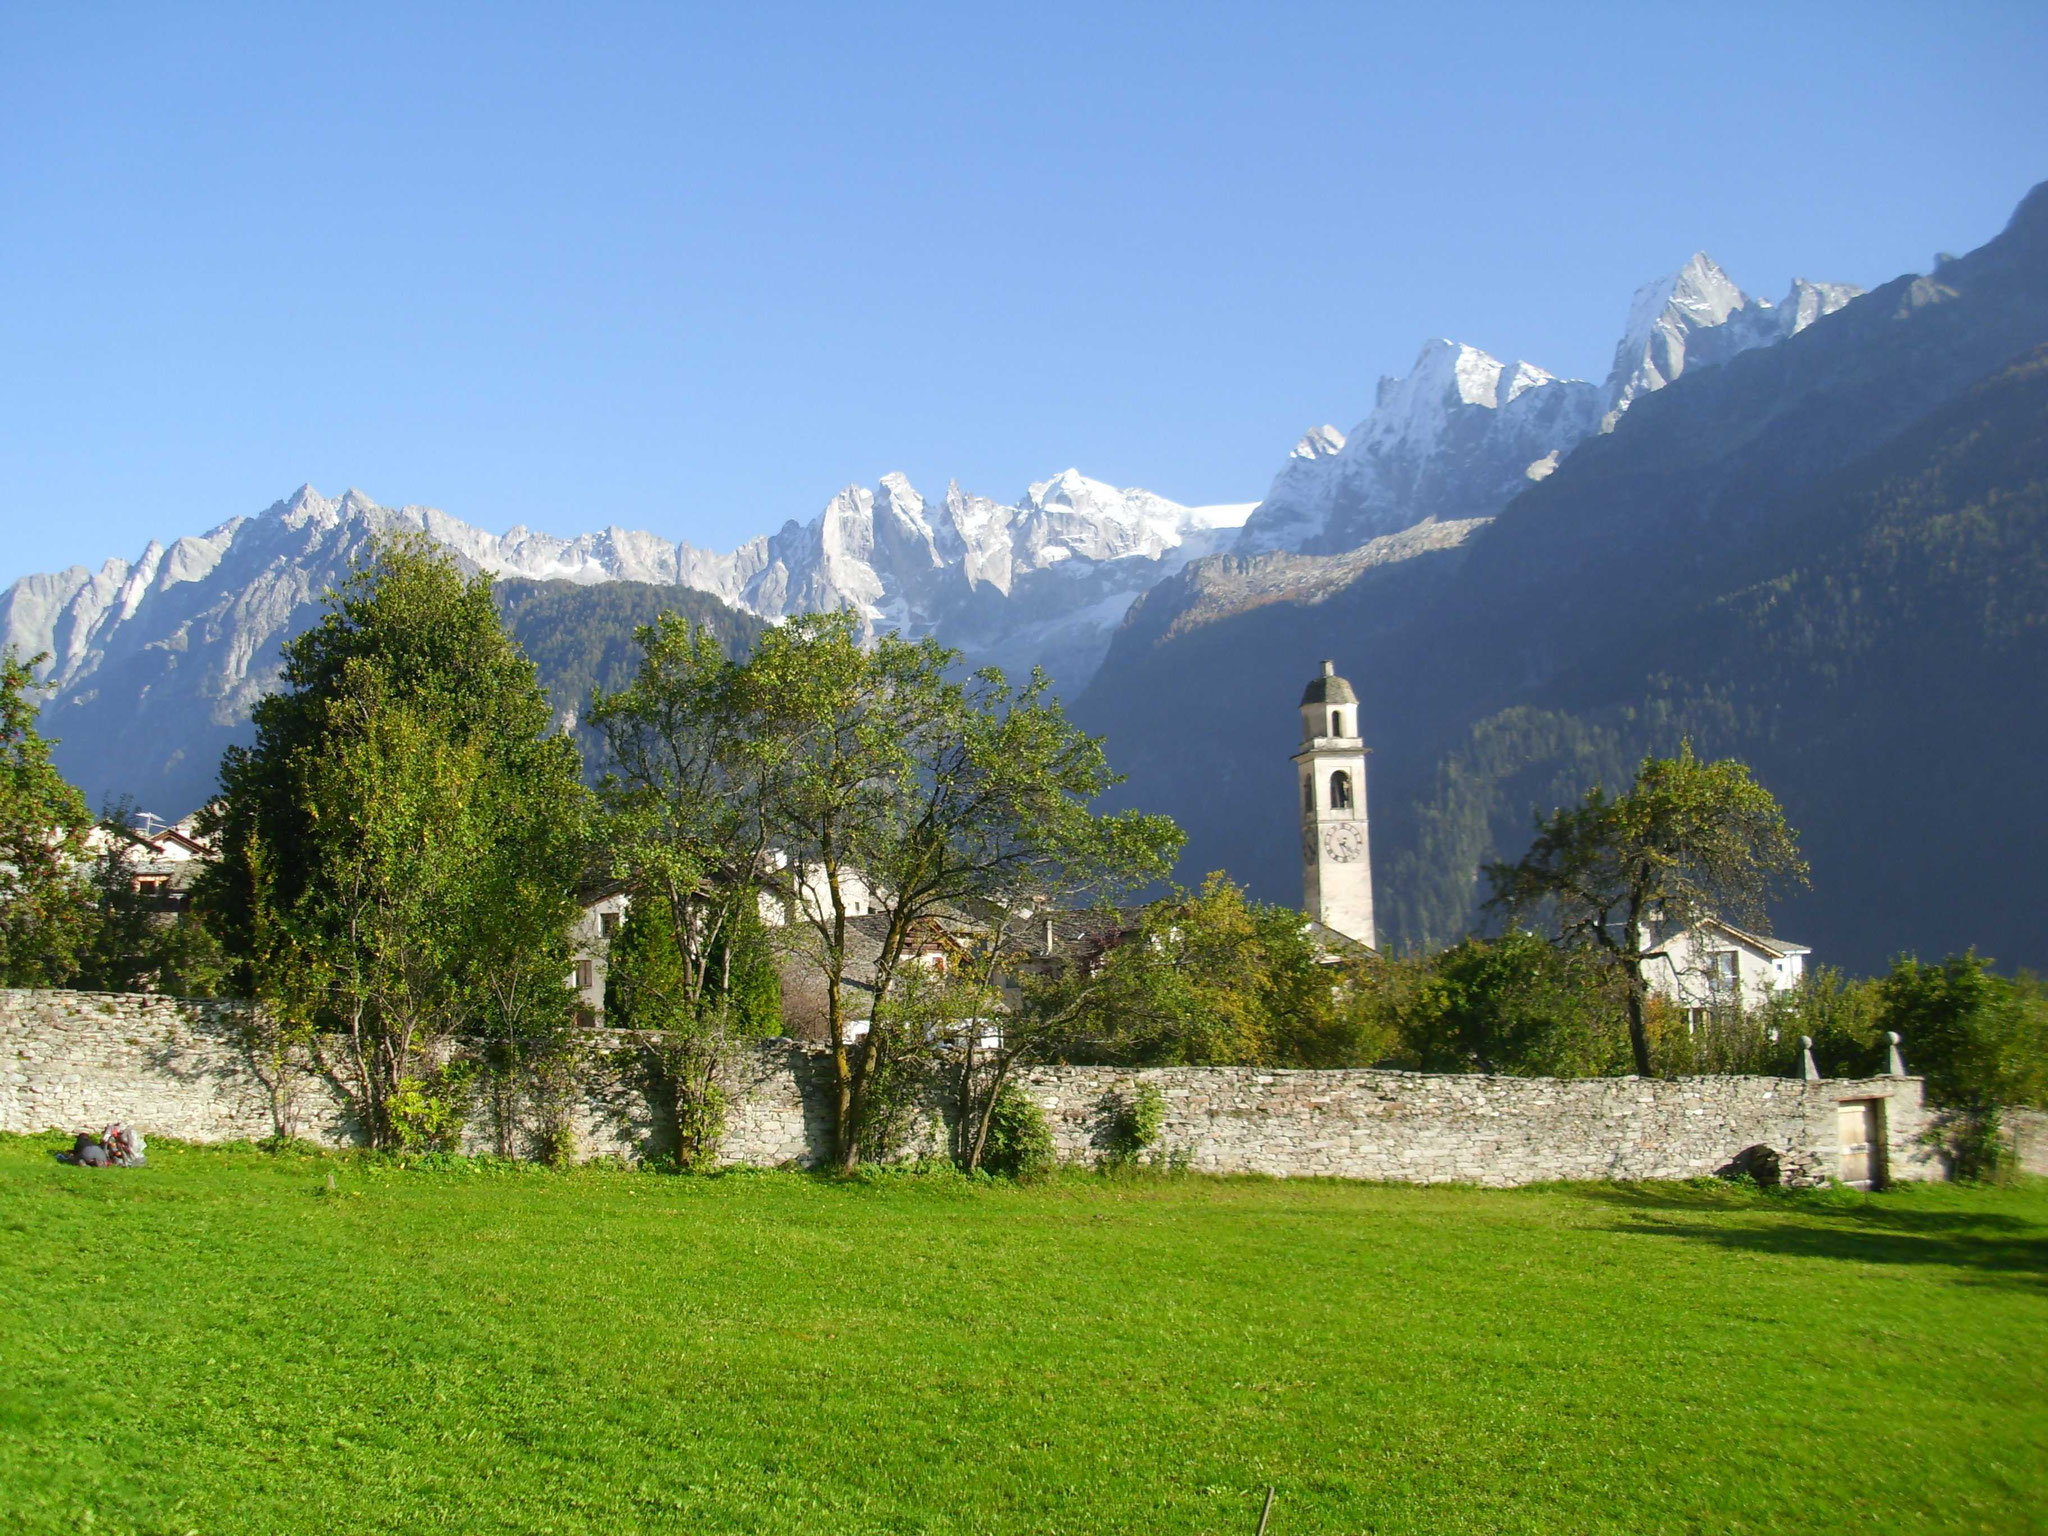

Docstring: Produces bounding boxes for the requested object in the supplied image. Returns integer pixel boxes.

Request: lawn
[0,1137,2043,1536]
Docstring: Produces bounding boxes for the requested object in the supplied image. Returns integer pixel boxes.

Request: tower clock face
[1322,824,1365,863]
[1300,826,1318,865]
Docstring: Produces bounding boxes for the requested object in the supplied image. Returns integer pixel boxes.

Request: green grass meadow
[1,1136,2043,1535]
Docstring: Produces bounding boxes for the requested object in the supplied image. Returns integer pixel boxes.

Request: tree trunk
[966,1051,1018,1175]
[954,1030,978,1168]
[837,1028,873,1174]
[1625,968,1654,1077]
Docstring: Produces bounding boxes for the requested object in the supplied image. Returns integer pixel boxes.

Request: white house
[80,810,214,907]
[1643,915,1810,1025]
[570,884,630,1024]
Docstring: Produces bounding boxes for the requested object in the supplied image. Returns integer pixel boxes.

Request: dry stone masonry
[3,989,1943,1186]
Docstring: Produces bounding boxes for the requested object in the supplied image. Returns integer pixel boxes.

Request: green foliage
[591,612,807,1167]
[603,894,690,1030]
[1105,1082,1166,1161]
[1876,954,2048,1172]
[1771,965,1885,1077]
[1487,742,1808,1075]
[605,898,735,1169]
[0,650,95,985]
[69,802,229,998]
[979,1080,1056,1178]
[704,900,783,1037]
[590,614,781,1030]
[384,1059,479,1153]
[198,537,590,1147]
[601,607,1180,1170]
[1042,873,1392,1069]
[1385,928,1631,1076]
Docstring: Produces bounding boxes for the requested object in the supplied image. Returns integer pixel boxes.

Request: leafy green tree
[1389,929,1630,1077]
[1878,954,2048,1112]
[0,651,95,985]
[743,611,1180,1171]
[600,889,727,1168]
[1486,743,1809,1076]
[1875,952,2048,1178]
[978,1079,1056,1178]
[589,615,785,1030]
[199,538,589,1148]
[1036,873,1391,1074]
[589,614,791,1166]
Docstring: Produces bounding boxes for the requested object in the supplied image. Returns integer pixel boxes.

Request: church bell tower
[1294,660,1374,948]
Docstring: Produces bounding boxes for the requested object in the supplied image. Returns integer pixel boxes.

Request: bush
[1939,1107,2011,1183]
[1105,1082,1166,1162]
[386,1060,478,1153]
[980,1081,1055,1179]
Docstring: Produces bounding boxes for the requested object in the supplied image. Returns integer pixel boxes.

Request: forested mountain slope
[1075,184,2048,974]
[493,579,769,778]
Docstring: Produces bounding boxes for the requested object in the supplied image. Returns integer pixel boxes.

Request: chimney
[1321,659,1335,676]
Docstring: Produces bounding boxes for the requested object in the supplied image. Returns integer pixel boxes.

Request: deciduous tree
[744,612,1180,1170]
[0,651,94,986]
[1485,742,1808,1076]
[199,538,589,1148]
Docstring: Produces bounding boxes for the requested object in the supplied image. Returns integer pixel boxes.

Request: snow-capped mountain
[0,473,1253,812]
[1602,258,1861,426]
[1236,257,1861,553]
[1,247,1863,818]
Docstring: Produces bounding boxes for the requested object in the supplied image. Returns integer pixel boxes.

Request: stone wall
[1015,1065,1943,1186]
[2,989,1943,1186]
[2007,1108,2048,1178]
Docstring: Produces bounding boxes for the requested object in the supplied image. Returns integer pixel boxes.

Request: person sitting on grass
[57,1124,146,1168]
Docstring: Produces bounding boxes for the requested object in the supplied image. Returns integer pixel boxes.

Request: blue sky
[3,2,2044,583]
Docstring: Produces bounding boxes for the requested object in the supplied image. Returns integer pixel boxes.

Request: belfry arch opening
[1329,770,1353,810]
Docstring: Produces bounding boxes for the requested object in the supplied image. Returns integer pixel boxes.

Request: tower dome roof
[1299,659,1356,707]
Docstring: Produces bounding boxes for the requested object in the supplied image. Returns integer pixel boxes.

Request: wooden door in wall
[1836,1100,1885,1190]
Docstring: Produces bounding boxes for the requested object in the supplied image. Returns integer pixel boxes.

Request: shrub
[1106,1082,1166,1162]
[386,1060,478,1153]
[980,1081,1055,1179]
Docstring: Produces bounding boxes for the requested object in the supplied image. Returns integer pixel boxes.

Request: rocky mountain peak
[1237,251,1862,555]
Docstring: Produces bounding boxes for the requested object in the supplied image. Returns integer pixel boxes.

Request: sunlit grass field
[1,1135,2043,1536]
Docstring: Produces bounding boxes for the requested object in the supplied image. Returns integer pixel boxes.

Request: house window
[600,911,620,939]
[1329,770,1353,810]
[1706,951,1738,989]
[575,959,595,991]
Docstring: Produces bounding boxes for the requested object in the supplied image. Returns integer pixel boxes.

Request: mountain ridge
[1072,180,2048,973]
[0,237,1875,833]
